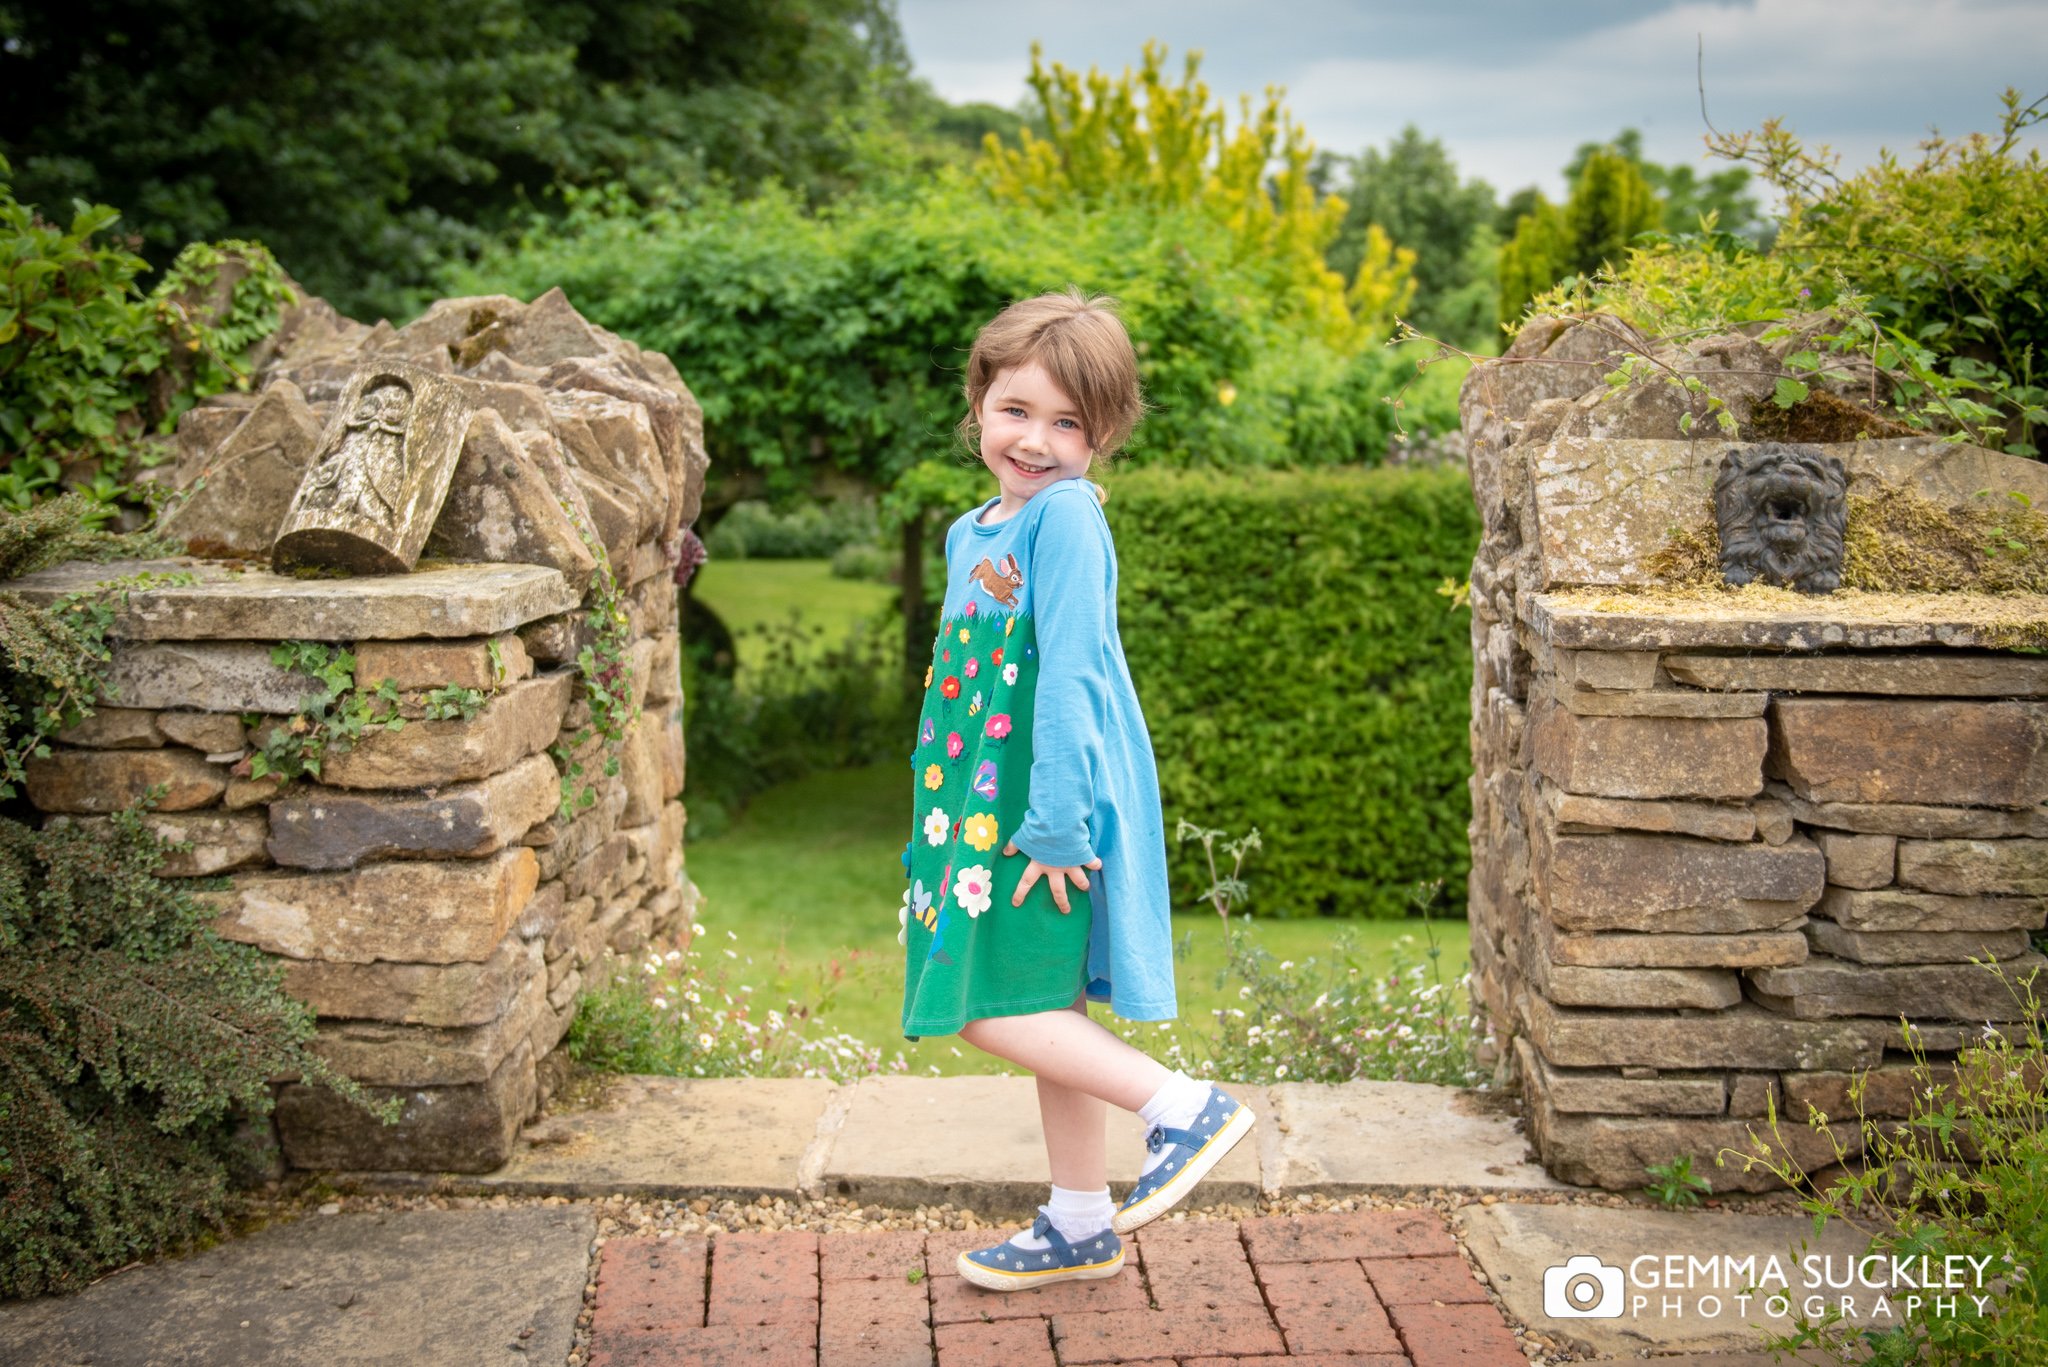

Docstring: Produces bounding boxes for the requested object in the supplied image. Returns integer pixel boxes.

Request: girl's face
[977,362,1094,518]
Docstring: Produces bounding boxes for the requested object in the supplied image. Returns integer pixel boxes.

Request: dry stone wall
[1461,316,2048,1192]
[6,286,705,1174]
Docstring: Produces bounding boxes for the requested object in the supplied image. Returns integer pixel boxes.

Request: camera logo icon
[1543,1255,1624,1318]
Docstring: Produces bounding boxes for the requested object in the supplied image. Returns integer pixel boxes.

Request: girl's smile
[979,362,1094,518]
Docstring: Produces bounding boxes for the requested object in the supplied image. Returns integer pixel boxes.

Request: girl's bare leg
[958,993,1173,1190]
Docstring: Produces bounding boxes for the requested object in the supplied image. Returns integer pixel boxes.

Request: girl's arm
[1009,484,1114,884]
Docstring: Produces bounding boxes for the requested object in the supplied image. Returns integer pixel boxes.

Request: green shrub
[705,498,881,560]
[828,541,896,583]
[0,159,294,510]
[0,502,389,1298]
[1108,464,1480,919]
[682,615,915,837]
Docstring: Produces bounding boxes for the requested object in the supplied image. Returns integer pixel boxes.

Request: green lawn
[691,559,894,683]
[682,761,1470,1076]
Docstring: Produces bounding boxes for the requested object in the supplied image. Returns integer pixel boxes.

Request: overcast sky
[898,0,2048,200]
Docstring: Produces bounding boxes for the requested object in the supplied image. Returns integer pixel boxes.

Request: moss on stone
[1645,477,2048,595]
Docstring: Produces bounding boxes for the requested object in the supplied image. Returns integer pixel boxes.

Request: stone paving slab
[587,1210,1525,1366]
[1457,1202,1882,1359]
[1265,1080,1566,1194]
[0,1205,595,1366]
[820,1075,1271,1214]
[485,1075,832,1198]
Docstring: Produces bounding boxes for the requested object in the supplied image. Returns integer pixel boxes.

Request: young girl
[897,289,1254,1292]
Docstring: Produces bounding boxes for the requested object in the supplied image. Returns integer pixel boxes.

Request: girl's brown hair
[956,288,1145,460]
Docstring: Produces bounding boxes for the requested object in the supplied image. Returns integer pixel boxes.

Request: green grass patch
[691,558,894,683]
[683,761,1470,1077]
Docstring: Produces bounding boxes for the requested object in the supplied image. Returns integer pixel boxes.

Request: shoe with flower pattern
[956,1212,1124,1292]
[1112,1084,1255,1234]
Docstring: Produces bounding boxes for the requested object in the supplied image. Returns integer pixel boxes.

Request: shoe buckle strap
[1031,1210,1074,1256]
[1147,1123,1201,1153]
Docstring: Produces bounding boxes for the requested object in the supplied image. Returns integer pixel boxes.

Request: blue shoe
[1113,1084,1255,1234]
[956,1212,1124,1292]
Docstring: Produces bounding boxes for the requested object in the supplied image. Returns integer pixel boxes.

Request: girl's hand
[1004,840,1102,914]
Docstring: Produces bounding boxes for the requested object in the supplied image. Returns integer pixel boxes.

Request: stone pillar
[1458,328,2048,1192]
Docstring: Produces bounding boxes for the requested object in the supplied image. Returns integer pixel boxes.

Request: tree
[978,42,1412,352]
[0,0,920,316]
[1327,125,1499,344]
[1564,128,1766,240]
[1498,146,1661,326]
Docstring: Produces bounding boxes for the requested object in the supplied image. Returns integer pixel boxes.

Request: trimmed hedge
[1106,464,1479,919]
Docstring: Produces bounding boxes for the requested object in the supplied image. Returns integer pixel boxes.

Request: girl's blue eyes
[1002,406,1079,430]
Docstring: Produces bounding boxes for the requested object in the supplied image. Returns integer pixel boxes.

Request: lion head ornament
[1712,443,1849,594]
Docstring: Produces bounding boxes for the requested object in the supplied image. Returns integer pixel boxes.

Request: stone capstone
[424,411,600,596]
[2,559,581,642]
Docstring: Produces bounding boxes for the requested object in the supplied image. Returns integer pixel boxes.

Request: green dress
[899,517,1093,1037]
[899,481,1178,1039]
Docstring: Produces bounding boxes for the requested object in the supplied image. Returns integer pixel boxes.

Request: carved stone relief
[272,360,473,574]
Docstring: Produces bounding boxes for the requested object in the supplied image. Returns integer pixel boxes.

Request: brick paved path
[585,1209,1525,1366]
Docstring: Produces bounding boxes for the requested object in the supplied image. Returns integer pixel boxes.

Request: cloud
[901,0,2048,196]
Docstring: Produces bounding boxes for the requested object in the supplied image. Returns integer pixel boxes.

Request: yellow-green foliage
[1107,464,1479,919]
[1499,146,1662,326]
[979,42,1414,349]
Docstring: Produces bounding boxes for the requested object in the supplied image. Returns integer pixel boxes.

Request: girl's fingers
[1012,862,1040,906]
[1049,870,1071,915]
[1070,867,1090,892]
[1003,841,1018,857]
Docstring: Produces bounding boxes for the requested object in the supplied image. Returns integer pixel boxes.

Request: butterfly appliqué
[972,760,998,801]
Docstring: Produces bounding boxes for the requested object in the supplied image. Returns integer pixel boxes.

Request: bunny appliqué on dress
[967,554,1024,608]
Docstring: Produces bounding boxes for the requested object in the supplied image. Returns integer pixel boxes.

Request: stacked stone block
[1460,318,2048,1192]
[11,560,692,1174]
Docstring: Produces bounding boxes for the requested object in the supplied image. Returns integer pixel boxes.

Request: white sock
[1001,1186,1114,1251]
[1137,1071,1212,1175]
[1046,1184,1116,1241]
